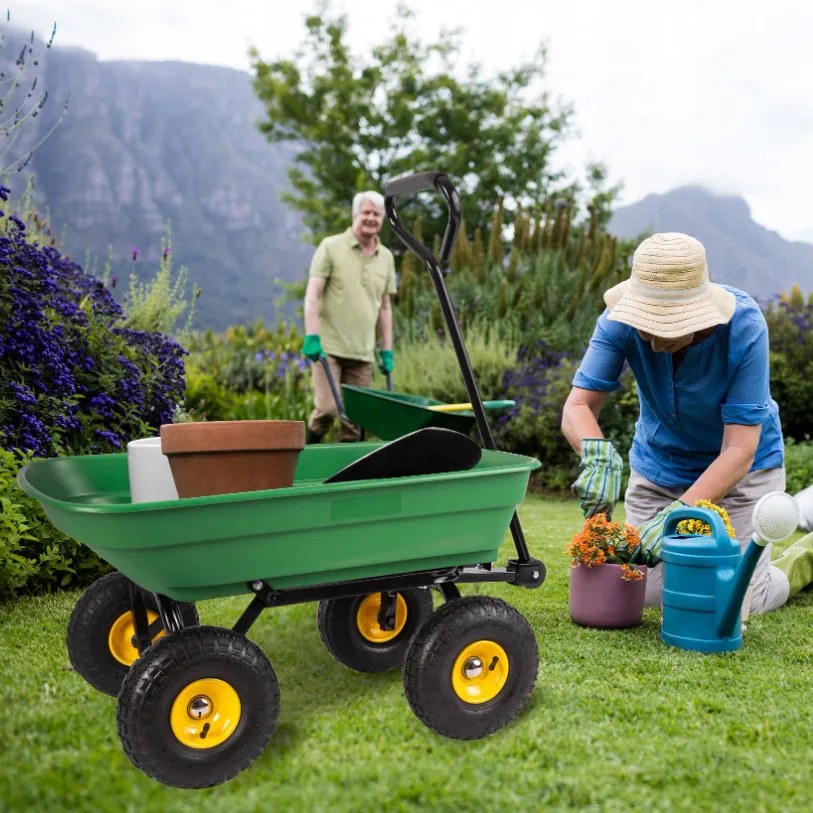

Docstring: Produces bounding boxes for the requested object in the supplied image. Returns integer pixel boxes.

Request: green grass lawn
[1,495,812,813]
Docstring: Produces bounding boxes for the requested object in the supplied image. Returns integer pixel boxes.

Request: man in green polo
[300,190,397,442]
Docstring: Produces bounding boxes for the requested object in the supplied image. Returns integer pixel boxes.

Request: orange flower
[565,512,645,581]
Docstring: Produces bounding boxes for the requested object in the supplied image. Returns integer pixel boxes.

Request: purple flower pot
[569,563,648,629]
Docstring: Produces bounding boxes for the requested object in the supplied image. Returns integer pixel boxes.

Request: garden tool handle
[317,357,349,423]
[385,171,461,266]
[428,400,516,413]
[663,507,732,545]
[386,372,393,392]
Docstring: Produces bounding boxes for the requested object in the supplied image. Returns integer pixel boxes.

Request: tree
[250,3,574,245]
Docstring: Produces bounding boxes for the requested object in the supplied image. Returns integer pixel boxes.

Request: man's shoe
[306,428,323,444]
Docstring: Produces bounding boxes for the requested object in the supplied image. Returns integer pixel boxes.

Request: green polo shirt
[309,228,397,362]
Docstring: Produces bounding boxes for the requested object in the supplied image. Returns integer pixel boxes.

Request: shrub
[493,340,637,491]
[0,190,187,457]
[0,448,108,597]
[394,324,518,405]
[183,321,311,422]
[764,294,813,442]
[784,439,813,495]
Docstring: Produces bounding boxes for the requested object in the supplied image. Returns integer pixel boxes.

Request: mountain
[608,186,813,301]
[7,31,812,330]
[2,33,313,331]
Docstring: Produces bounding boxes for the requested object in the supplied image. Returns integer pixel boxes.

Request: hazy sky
[11,0,813,242]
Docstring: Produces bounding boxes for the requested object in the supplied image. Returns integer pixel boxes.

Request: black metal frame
[129,555,546,651]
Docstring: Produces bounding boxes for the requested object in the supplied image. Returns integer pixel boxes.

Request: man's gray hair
[352,190,385,216]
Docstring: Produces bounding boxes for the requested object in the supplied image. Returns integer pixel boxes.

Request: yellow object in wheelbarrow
[427,400,515,413]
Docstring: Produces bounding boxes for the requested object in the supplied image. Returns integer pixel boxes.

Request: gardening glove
[377,349,394,375]
[634,499,686,566]
[571,438,623,520]
[301,334,324,362]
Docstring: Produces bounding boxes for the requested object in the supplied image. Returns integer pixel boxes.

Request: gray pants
[623,468,790,615]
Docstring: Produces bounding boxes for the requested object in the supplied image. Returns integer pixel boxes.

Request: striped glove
[635,499,686,566]
[571,439,624,520]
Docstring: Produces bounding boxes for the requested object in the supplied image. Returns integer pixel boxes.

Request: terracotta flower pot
[160,420,306,498]
[569,563,648,629]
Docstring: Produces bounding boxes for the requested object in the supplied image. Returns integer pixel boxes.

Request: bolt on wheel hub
[187,695,212,720]
[462,656,484,679]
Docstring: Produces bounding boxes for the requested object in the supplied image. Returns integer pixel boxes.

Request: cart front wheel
[318,588,434,672]
[117,626,279,789]
[66,571,199,696]
[403,596,538,740]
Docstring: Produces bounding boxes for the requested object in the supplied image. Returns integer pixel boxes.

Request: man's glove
[634,499,686,566]
[378,349,394,375]
[571,438,623,520]
[301,334,324,362]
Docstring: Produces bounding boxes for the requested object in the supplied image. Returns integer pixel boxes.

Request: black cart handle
[384,171,462,267]
[385,170,448,197]
[383,171,540,572]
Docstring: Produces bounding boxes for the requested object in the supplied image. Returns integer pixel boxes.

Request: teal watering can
[660,492,798,653]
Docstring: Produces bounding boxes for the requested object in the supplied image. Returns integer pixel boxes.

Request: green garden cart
[17,171,547,789]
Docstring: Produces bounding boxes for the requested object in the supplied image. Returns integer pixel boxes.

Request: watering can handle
[662,507,731,544]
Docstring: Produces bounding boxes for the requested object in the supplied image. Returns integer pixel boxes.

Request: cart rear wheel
[317,588,434,673]
[117,626,279,789]
[66,571,199,696]
[403,596,538,740]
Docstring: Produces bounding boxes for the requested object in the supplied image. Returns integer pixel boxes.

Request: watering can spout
[715,541,763,638]
[715,491,799,638]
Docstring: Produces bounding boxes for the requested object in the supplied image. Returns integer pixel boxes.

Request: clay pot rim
[160,420,306,454]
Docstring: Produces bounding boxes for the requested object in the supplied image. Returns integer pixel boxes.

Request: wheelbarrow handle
[384,171,536,568]
[384,171,461,267]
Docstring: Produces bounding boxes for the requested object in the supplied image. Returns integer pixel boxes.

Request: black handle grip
[385,171,448,198]
[384,171,461,266]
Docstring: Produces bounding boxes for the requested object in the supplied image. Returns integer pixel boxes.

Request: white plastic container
[127,437,179,503]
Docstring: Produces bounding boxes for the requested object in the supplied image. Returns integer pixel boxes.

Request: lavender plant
[0,185,187,458]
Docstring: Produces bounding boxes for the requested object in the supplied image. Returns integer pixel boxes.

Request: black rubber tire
[66,571,199,696]
[317,588,434,673]
[403,595,538,740]
[116,626,280,789]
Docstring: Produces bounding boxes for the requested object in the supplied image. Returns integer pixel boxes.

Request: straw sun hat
[603,232,736,339]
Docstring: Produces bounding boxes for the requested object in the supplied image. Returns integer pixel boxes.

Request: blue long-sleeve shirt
[572,286,784,487]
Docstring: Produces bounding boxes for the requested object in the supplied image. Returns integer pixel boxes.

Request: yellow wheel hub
[356,593,408,643]
[170,678,242,749]
[108,609,164,666]
[452,640,510,704]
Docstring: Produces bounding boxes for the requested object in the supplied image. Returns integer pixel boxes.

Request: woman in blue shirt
[561,232,813,615]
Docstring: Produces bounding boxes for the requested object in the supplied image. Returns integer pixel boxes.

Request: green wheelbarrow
[17,170,546,791]
[341,383,515,440]
[18,441,541,789]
